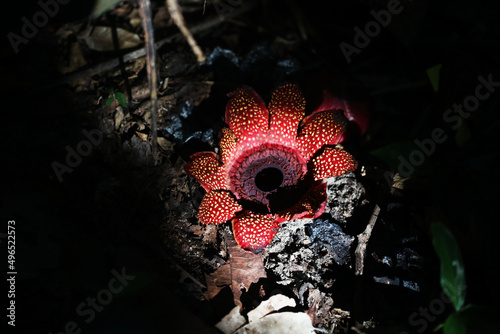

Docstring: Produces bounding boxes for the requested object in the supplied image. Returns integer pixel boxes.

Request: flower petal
[311,147,357,181]
[268,83,305,147]
[232,212,280,253]
[316,89,371,140]
[219,126,237,164]
[296,109,347,159]
[277,181,327,222]
[225,86,269,150]
[198,190,242,225]
[184,152,228,191]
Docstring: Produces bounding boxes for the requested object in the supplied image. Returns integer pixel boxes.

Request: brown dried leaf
[228,235,267,309]
[204,264,231,300]
[204,232,266,306]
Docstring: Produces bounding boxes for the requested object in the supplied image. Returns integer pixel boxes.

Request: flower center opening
[228,143,308,211]
[255,167,284,192]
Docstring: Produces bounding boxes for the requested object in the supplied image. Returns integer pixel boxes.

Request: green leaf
[431,223,466,312]
[434,322,444,332]
[460,304,496,333]
[105,97,114,107]
[426,64,442,92]
[91,0,123,18]
[115,92,127,107]
[370,141,433,176]
[443,313,466,334]
[454,117,471,147]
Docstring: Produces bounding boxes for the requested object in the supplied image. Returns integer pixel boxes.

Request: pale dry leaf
[128,8,142,29]
[80,26,141,52]
[157,137,174,151]
[91,0,122,18]
[235,312,316,334]
[114,106,124,129]
[247,294,296,323]
[215,306,246,334]
[136,131,148,142]
[216,295,311,334]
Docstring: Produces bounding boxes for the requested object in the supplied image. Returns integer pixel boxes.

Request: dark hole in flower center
[255,167,284,192]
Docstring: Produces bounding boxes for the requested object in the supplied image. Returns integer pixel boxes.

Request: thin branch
[139,0,159,165]
[166,0,206,63]
[354,203,381,276]
[354,170,394,276]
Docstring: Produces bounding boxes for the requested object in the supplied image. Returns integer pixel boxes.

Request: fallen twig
[166,0,206,63]
[139,0,159,164]
[354,203,381,276]
[354,171,393,276]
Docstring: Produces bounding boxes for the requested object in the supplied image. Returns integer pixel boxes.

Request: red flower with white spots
[185,84,357,253]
